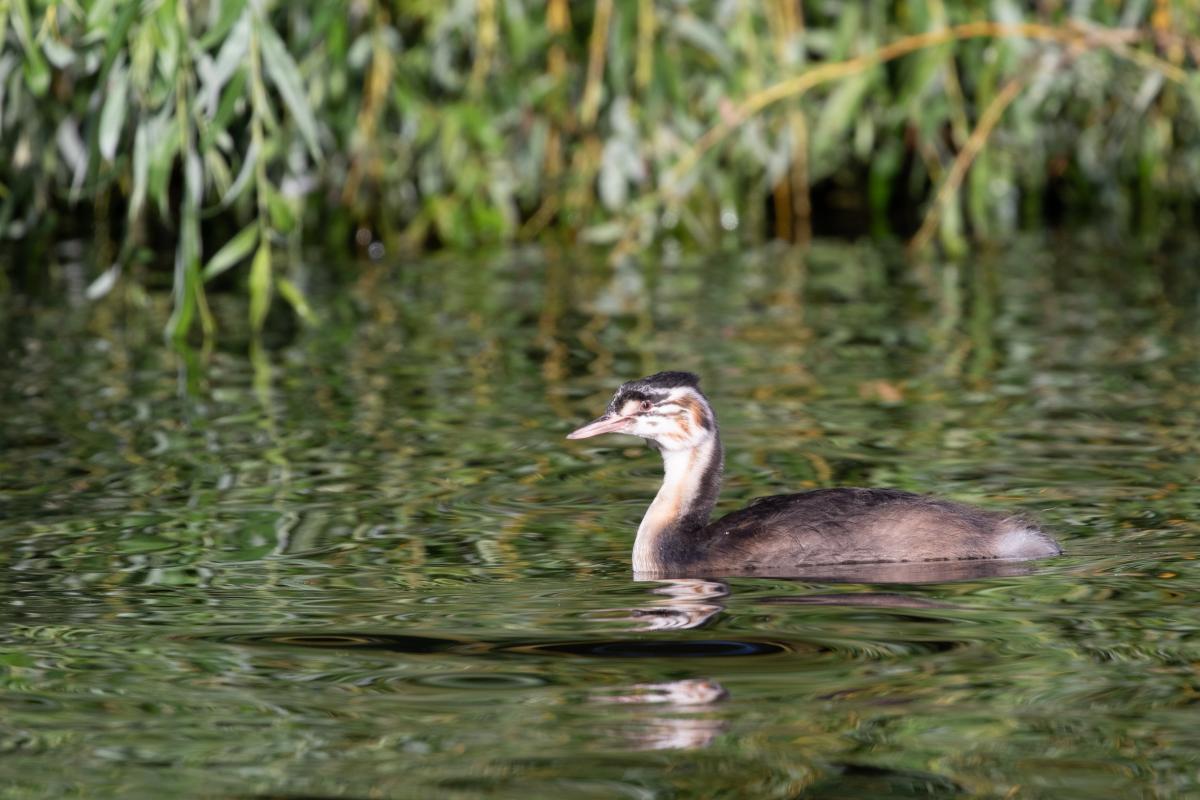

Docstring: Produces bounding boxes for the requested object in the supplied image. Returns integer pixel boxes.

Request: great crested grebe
[567,372,1061,575]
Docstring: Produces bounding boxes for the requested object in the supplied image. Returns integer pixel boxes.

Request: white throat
[632,436,722,573]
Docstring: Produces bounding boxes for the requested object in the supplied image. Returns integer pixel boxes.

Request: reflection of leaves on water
[1,243,1198,796]
[756,593,956,610]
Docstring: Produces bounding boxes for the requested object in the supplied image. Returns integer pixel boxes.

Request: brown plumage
[567,372,1062,576]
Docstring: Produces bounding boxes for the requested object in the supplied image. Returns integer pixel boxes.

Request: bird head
[566,371,716,452]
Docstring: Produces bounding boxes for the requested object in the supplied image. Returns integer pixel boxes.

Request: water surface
[1,238,1198,798]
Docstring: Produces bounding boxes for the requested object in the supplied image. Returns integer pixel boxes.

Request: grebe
[567,372,1061,575]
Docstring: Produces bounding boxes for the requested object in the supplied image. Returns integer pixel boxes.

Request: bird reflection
[589,579,730,751]
[589,676,729,752]
[593,677,729,706]
[597,578,729,631]
[766,556,1039,584]
[586,561,1037,752]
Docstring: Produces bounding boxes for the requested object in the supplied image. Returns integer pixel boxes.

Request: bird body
[567,371,1061,575]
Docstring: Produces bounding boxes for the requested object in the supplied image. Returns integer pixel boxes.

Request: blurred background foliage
[2,0,1200,337]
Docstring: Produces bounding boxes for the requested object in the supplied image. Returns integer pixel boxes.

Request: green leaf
[42,38,76,69]
[896,41,950,108]
[97,0,139,83]
[218,138,258,209]
[0,5,11,52]
[277,277,315,323]
[130,120,150,219]
[811,71,876,179]
[257,21,321,160]
[248,239,272,332]
[202,224,258,282]
[199,0,249,50]
[1185,74,1200,118]
[86,263,123,301]
[266,187,296,233]
[201,12,251,117]
[87,0,118,28]
[672,16,732,66]
[147,107,181,219]
[185,150,204,209]
[165,248,198,341]
[830,3,863,60]
[200,68,248,153]
[12,0,50,96]
[581,221,625,244]
[99,64,129,162]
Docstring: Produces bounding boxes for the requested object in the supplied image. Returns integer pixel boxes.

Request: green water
[1,238,1198,798]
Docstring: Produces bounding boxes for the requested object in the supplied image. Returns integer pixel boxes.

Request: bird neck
[633,433,724,573]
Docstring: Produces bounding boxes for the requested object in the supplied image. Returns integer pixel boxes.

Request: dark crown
[627,371,701,391]
[608,371,704,413]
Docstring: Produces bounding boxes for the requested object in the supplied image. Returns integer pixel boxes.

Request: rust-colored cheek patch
[672,397,706,438]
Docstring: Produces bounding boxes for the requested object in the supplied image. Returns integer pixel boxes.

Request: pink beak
[566,414,630,440]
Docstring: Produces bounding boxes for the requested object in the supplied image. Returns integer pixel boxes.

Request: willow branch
[579,0,613,128]
[664,21,1187,193]
[608,19,1188,263]
[907,71,1028,255]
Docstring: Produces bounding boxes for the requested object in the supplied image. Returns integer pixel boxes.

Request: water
[1,237,1198,798]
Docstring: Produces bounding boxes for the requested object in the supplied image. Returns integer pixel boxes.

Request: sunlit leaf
[55,117,88,192]
[205,148,232,198]
[87,0,118,28]
[99,63,129,162]
[97,0,139,83]
[201,68,248,153]
[218,138,258,209]
[200,12,251,117]
[148,107,182,219]
[85,263,122,300]
[672,16,732,66]
[166,245,197,341]
[11,0,50,96]
[248,240,272,331]
[266,187,296,233]
[199,0,248,49]
[258,20,321,160]
[185,150,203,208]
[599,140,629,210]
[581,221,625,244]
[202,224,258,282]
[42,38,76,69]
[277,277,315,323]
[811,71,876,177]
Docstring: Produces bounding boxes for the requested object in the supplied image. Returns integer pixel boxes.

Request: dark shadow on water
[805,763,965,799]
[188,571,987,662]
[190,630,790,658]
[508,639,785,657]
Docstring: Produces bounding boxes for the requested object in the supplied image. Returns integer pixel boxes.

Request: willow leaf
[202,224,258,282]
[258,21,320,160]
[201,12,251,117]
[217,138,258,209]
[99,64,129,162]
[130,120,150,219]
[277,277,315,323]
[249,240,272,332]
[811,71,876,178]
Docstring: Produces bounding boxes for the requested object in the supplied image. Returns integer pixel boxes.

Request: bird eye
[640,400,653,412]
